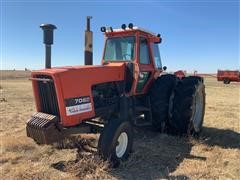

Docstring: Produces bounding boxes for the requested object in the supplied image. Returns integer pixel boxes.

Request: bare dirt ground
[0,70,239,179]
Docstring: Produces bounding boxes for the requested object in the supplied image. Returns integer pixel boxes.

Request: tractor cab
[101,24,163,95]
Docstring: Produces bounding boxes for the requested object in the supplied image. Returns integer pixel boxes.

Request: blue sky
[1,0,239,73]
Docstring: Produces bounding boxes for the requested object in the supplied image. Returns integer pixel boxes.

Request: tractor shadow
[109,127,193,179]
[200,127,240,149]
[51,126,239,179]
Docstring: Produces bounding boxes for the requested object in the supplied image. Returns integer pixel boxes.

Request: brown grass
[0,71,239,179]
[1,70,31,80]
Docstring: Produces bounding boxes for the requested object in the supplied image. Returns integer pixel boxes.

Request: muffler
[40,24,56,69]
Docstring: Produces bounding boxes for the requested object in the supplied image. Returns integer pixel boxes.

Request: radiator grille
[36,75,60,116]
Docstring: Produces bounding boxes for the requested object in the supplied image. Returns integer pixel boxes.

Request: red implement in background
[217,70,240,84]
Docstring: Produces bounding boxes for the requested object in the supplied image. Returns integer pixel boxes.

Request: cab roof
[104,26,161,43]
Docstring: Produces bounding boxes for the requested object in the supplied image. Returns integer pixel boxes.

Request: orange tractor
[26,18,205,162]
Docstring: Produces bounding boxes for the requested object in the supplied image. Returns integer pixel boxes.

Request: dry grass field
[0,70,239,179]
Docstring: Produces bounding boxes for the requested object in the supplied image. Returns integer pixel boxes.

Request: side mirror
[163,66,167,71]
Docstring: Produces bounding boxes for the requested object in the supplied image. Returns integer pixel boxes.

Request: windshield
[104,36,135,61]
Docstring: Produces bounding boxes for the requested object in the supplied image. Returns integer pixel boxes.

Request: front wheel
[98,119,133,163]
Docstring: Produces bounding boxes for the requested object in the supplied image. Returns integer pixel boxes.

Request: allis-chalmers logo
[68,106,79,113]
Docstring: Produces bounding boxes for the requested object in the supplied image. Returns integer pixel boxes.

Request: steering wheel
[123,54,131,60]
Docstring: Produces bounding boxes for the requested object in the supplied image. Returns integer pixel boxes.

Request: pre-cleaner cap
[40,24,57,45]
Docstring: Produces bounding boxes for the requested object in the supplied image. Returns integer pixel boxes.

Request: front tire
[98,119,133,163]
[169,76,206,136]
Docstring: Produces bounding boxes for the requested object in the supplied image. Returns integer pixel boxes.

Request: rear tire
[168,76,205,136]
[98,119,133,163]
[149,74,177,132]
[223,78,230,84]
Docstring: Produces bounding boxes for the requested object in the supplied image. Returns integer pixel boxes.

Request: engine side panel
[92,81,124,120]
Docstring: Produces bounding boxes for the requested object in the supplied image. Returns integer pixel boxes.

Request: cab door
[134,36,155,94]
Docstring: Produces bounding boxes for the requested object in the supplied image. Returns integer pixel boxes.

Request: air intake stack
[84,16,93,65]
[40,24,57,69]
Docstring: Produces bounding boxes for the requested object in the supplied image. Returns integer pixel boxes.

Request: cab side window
[151,43,162,69]
[139,38,150,64]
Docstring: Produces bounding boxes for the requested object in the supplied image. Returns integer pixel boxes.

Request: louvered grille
[36,75,60,116]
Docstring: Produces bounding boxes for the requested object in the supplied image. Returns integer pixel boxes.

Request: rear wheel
[168,76,205,136]
[98,119,133,163]
[223,78,230,84]
[149,74,177,132]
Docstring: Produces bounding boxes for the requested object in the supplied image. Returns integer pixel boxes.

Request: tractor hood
[31,62,126,126]
[31,62,125,76]
[31,62,126,99]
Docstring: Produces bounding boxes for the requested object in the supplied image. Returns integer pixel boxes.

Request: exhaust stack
[40,24,57,69]
[84,16,93,65]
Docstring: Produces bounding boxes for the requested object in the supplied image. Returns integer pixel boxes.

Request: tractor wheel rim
[116,132,128,158]
[192,87,204,132]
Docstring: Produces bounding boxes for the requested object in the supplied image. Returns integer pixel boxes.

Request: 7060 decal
[65,96,92,116]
